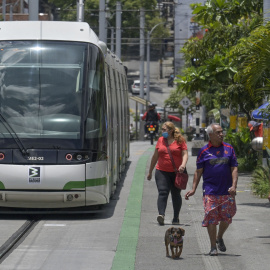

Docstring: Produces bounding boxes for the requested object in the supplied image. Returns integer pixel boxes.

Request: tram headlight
[76,154,83,161]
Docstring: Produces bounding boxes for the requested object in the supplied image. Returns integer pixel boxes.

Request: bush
[251,164,270,198]
[224,128,258,172]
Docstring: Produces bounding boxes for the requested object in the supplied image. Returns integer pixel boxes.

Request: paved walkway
[112,140,270,270]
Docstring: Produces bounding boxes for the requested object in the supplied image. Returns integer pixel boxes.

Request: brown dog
[165,227,185,259]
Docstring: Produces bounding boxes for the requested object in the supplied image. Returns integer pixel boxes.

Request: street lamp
[146,22,165,102]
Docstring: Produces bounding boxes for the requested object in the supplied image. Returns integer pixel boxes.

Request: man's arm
[185,168,203,200]
[228,166,238,196]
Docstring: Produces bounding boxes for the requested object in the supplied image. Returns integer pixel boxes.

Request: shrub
[251,164,270,198]
[224,128,258,172]
[251,147,270,198]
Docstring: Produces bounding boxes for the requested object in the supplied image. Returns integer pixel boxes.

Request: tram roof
[0,21,99,45]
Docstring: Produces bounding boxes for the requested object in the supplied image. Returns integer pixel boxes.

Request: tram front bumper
[0,190,87,208]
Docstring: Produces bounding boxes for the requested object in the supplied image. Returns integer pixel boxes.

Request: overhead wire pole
[2,0,6,21]
[29,0,39,21]
[99,0,106,42]
[20,0,24,14]
[77,0,84,22]
[146,22,165,102]
[264,0,270,23]
[139,8,145,114]
[116,2,121,59]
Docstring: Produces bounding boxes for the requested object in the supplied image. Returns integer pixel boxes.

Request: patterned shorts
[202,195,236,227]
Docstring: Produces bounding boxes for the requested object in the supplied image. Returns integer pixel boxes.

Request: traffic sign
[179,97,192,109]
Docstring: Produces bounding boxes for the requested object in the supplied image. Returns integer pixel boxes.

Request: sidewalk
[133,141,270,270]
[136,141,218,270]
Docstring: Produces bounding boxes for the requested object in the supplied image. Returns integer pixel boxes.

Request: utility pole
[29,0,39,21]
[110,28,115,52]
[139,8,145,114]
[2,0,6,21]
[20,0,24,14]
[147,22,164,102]
[116,2,121,58]
[77,0,84,22]
[99,0,106,42]
[9,4,13,20]
[264,0,270,23]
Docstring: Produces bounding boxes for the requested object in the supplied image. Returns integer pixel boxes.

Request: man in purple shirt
[185,123,238,256]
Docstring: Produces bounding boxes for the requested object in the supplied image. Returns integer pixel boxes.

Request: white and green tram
[0,21,129,209]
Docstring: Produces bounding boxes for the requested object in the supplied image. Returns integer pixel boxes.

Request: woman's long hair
[163,121,185,144]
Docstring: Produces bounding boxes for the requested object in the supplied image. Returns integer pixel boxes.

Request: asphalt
[115,140,270,270]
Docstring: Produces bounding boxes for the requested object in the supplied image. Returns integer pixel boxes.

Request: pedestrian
[185,123,238,256]
[147,121,188,225]
[248,120,263,139]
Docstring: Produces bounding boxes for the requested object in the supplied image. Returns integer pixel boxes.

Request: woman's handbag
[174,171,189,190]
[165,139,189,190]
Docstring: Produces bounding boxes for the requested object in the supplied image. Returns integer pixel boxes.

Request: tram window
[0,41,86,139]
[85,47,106,139]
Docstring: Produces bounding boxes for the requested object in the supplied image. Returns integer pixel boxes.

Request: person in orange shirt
[147,122,188,225]
[248,121,263,138]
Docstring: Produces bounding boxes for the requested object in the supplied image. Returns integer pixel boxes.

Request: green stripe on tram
[111,150,151,270]
[63,177,107,190]
[0,181,5,189]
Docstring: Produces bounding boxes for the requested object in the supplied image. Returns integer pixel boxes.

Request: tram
[0,21,129,209]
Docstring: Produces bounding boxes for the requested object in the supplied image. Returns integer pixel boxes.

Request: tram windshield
[0,41,106,149]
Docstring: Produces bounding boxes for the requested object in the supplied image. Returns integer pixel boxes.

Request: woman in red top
[147,122,188,225]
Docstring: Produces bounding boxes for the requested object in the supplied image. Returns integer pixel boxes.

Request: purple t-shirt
[196,142,238,195]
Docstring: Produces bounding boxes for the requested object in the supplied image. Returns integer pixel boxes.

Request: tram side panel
[114,69,122,176]
[118,68,126,171]
[105,63,114,197]
[108,58,120,187]
[84,46,110,206]
[121,71,129,164]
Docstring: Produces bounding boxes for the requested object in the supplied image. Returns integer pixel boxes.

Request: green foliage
[167,0,265,120]
[251,163,270,198]
[164,89,195,115]
[191,0,263,27]
[232,23,270,104]
[224,128,258,172]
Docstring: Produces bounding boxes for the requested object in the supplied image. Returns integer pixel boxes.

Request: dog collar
[170,235,183,244]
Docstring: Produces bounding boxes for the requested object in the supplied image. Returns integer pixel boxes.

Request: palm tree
[234,24,270,105]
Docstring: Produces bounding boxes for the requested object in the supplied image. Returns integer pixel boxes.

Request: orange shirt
[156,137,187,172]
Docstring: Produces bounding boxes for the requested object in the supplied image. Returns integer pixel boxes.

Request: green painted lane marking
[111,150,151,270]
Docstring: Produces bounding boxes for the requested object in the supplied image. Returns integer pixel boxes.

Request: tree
[169,0,264,119]
[232,24,270,104]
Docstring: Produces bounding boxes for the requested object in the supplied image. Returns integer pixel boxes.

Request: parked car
[131,80,146,95]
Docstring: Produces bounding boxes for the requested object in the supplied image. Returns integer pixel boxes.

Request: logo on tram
[28,167,41,183]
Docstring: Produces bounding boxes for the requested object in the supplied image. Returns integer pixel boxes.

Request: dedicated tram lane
[0,216,39,263]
